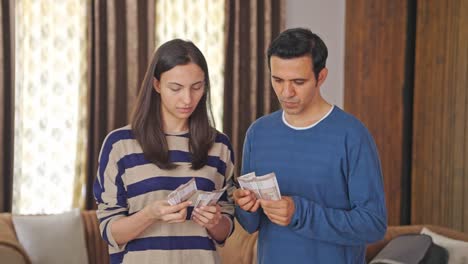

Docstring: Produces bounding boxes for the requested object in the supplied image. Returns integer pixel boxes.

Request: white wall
[285,0,345,108]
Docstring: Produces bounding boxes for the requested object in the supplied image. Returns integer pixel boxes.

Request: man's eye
[294,81,305,85]
[274,79,282,83]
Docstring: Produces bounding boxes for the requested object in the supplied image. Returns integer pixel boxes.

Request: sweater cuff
[103,216,127,250]
[288,196,303,230]
[235,205,260,216]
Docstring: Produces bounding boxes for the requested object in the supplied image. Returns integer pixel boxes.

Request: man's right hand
[233,189,261,212]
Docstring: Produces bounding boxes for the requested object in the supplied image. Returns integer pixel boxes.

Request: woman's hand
[143,200,192,223]
[192,204,222,229]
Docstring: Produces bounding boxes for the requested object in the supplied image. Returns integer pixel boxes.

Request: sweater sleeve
[93,132,129,250]
[287,129,387,246]
[235,126,262,234]
[215,133,236,245]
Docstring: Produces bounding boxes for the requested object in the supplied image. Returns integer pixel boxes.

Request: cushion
[423,243,448,264]
[12,209,89,264]
[421,227,468,264]
[369,234,434,264]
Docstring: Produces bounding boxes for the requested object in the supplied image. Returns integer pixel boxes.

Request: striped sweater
[93,125,235,264]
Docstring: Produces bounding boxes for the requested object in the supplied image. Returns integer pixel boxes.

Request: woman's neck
[163,117,189,133]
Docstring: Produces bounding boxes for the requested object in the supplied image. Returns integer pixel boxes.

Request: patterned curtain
[13,0,88,214]
[0,0,14,213]
[223,0,285,176]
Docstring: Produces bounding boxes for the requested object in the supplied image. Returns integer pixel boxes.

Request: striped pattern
[94,125,235,264]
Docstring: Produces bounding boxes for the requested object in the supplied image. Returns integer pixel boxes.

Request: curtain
[14,0,88,214]
[85,0,156,209]
[0,0,14,213]
[223,0,285,176]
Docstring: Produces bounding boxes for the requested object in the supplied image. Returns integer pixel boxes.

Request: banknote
[167,178,198,205]
[238,172,281,200]
[192,186,228,209]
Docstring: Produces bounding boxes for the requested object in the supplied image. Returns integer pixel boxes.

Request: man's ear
[153,77,161,93]
[316,68,328,88]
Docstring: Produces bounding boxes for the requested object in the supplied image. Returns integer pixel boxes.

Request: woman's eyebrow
[191,80,204,86]
[167,82,183,86]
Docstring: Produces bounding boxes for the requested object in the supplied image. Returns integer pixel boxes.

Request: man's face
[270,55,324,116]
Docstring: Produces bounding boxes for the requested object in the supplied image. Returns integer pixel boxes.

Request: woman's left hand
[192,204,222,229]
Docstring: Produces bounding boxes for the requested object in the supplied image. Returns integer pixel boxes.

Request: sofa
[1,210,467,264]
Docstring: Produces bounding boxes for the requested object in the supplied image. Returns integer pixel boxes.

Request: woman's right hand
[143,200,192,223]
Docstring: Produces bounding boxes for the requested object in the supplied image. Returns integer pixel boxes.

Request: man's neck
[284,99,333,128]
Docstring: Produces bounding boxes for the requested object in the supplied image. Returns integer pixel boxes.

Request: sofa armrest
[0,213,31,264]
[218,219,258,264]
[0,245,29,264]
[81,210,110,264]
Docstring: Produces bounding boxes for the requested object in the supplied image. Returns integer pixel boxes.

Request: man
[233,28,387,263]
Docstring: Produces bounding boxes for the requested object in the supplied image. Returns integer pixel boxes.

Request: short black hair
[267,28,328,80]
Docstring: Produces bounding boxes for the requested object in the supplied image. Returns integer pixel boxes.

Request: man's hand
[260,196,295,226]
[143,200,191,223]
[233,189,261,212]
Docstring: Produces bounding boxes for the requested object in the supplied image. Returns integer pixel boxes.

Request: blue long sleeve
[288,130,387,245]
[235,128,261,233]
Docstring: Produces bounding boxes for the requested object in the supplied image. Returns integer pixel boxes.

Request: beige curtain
[84,0,156,209]
[0,1,14,213]
[223,0,285,176]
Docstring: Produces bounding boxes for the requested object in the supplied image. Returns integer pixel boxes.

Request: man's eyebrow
[271,76,306,81]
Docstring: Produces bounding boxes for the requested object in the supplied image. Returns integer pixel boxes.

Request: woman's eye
[169,86,182,91]
[192,84,203,90]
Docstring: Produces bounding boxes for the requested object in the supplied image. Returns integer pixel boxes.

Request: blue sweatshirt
[236,106,387,264]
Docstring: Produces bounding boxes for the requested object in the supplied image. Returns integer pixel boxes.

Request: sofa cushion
[369,234,436,264]
[12,209,89,264]
[421,227,468,264]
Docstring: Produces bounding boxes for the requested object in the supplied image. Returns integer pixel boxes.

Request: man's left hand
[260,196,295,226]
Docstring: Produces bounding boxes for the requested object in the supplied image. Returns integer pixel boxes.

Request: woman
[94,39,235,264]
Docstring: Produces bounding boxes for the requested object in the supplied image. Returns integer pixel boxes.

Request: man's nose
[282,82,294,97]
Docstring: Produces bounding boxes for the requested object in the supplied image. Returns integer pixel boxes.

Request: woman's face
[154,63,205,129]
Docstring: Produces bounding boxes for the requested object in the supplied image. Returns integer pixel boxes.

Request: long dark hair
[131,39,216,170]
